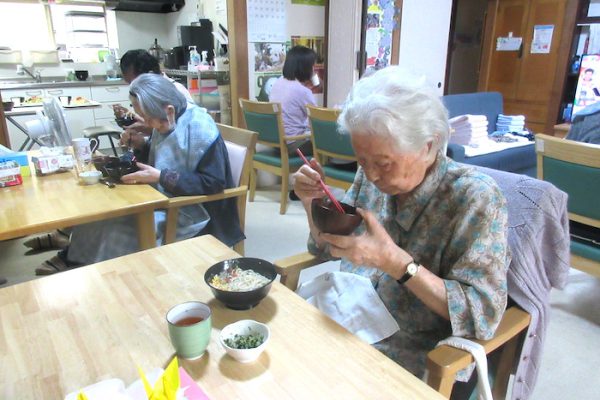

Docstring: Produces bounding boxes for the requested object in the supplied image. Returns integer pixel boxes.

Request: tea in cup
[166,301,212,360]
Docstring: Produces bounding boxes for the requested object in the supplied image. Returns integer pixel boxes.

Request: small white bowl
[79,170,102,185]
[220,319,270,363]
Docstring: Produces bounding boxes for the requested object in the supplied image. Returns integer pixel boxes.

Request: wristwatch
[397,261,420,285]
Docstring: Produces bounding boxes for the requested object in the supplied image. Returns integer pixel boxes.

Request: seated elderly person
[36,73,243,273]
[294,66,509,378]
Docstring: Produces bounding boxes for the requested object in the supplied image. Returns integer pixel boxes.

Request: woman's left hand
[120,162,161,184]
[321,208,412,278]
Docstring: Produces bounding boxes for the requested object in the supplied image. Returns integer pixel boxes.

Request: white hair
[129,73,187,120]
[338,66,449,157]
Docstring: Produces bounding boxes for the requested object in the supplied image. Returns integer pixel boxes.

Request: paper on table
[297,271,399,344]
[65,358,210,400]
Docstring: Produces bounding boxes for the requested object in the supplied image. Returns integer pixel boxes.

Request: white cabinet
[90,85,130,150]
[2,86,94,150]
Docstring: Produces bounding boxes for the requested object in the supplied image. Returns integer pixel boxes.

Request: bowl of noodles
[204,258,277,310]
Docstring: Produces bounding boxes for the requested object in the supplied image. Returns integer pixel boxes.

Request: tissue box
[32,154,74,175]
[0,152,30,177]
[0,160,23,187]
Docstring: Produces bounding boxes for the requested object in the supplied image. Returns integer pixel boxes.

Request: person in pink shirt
[269,46,318,155]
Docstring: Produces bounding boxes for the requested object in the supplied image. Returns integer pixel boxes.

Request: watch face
[407,263,418,275]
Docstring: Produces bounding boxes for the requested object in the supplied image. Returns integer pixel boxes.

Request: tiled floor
[1,187,598,399]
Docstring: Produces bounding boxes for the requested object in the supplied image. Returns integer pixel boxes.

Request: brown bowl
[311,197,363,235]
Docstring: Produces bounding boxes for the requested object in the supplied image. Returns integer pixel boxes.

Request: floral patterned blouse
[308,153,509,377]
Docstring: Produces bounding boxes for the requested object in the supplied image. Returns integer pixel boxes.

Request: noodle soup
[209,266,270,292]
[204,257,277,310]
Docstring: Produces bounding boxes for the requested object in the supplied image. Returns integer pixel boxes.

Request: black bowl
[311,197,363,235]
[92,156,138,180]
[2,101,14,112]
[204,258,277,310]
[75,70,89,81]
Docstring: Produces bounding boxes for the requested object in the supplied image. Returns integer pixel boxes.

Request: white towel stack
[449,114,489,146]
[496,114,526,133]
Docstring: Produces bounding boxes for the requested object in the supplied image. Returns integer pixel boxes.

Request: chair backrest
[216,123,258,188]
[442,92,503,135]
[238,99,285,149]
[307,105,355,161]
[535,133,600,227]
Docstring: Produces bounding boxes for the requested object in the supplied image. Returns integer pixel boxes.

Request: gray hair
[338,66,449,156]
[129,73,187,120]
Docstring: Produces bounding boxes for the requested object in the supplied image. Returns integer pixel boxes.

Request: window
[0,3,54,51]
[0,1,119,63]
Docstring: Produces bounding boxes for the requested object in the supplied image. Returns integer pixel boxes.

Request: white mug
[311,73,320,87]
[72,138,99,172]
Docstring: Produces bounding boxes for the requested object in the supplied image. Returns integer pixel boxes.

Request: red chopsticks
[295,149,345,214]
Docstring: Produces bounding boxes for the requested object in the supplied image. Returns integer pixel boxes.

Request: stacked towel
[496,114,526,133]
[449,114,489,146]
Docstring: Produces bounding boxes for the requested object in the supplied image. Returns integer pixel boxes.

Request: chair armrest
[274,251,322,290]
[446,143,465,162]
[166,186,248,208]
[283,133,312,142]
[425,306,530,397]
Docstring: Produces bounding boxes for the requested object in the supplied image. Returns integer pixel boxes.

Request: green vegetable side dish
[224,331,264,349]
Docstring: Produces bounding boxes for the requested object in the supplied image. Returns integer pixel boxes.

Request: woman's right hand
[120,128,146,149]
[293,158,326,202]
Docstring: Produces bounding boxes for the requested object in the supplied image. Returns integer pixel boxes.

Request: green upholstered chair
[239,99,310,214]
[536,133,600,278]
[307,105,357,190]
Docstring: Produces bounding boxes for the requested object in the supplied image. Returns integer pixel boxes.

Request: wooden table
[0,236,444,400]
[0,167,168,250]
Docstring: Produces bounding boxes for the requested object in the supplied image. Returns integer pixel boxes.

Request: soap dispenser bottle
[188,46,200,71]
[199,50,211,71]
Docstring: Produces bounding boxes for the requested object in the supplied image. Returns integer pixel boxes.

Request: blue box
[0,152,30,177]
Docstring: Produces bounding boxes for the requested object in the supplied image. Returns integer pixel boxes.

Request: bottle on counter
[188,46,200,72]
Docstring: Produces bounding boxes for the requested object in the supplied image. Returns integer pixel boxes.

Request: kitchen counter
[0,78,126,91]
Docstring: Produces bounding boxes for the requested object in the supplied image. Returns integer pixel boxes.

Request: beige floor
[1,187,599,399]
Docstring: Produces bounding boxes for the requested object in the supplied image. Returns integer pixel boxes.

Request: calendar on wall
[247,0,287,43]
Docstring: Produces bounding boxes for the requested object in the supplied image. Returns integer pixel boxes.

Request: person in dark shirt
[35,74,243,274]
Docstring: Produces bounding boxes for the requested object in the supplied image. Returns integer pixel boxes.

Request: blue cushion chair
[443,92,536,177]
[535,133,600,278]
[239,99,310,214]
[307,105,356,190]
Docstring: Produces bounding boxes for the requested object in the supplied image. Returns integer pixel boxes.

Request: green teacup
[166,301,212,360]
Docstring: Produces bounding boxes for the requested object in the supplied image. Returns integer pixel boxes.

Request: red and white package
[0,160,23,187]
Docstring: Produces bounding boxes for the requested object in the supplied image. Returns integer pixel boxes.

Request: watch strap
[397,261,419,285]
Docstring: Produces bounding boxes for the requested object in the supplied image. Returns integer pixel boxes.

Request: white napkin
[296,271,399,344]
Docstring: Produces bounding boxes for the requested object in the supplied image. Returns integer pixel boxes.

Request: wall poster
[249,42,287,101]
[364,0,397,73]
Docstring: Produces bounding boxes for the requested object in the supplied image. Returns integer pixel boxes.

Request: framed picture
[573,54,600,117]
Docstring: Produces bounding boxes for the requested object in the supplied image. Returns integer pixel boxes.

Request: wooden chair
[274,251,530,398]
[163,123,257,255]
[307,105,357,190]
[239,99,310,214]
[535,133,600,278]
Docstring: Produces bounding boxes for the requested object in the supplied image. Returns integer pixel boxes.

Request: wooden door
[485,0,529,98]
[482,0,568,132]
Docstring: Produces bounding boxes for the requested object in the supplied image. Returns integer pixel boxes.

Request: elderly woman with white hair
[294,66,509,379]
[36,73,243,273]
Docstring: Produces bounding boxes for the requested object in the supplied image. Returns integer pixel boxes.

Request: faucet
[16,64,42,83]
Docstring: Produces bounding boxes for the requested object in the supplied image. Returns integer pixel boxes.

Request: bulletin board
[362,0,401,75]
